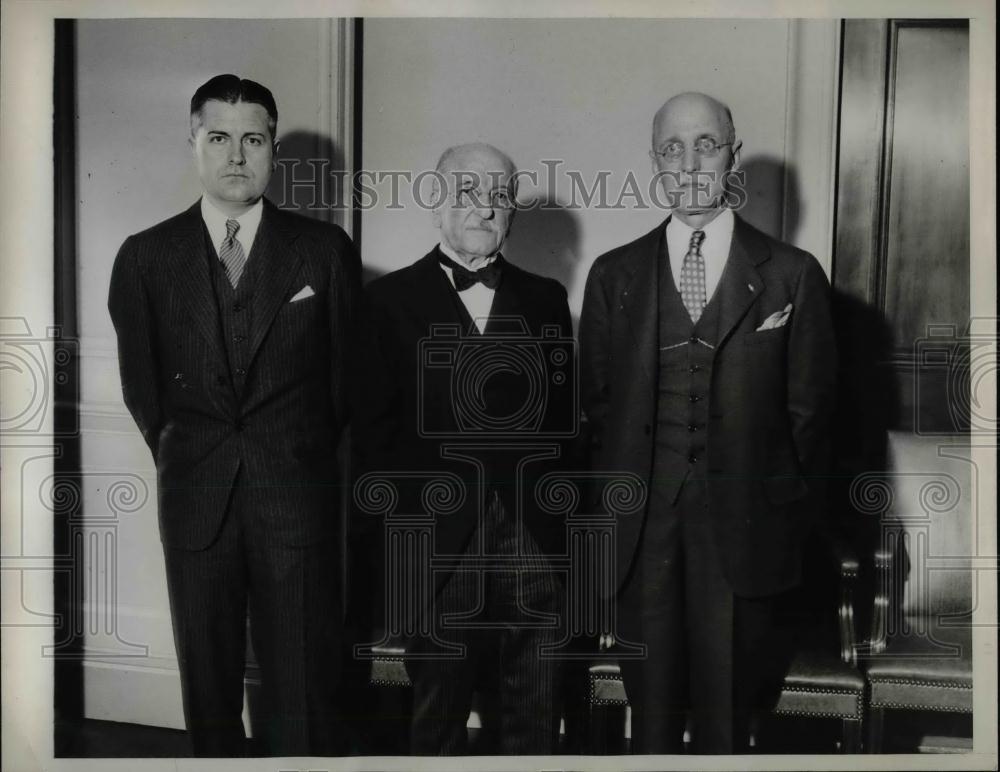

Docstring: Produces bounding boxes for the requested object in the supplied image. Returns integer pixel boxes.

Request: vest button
[235,368,246,377]
[688,454,698,464]
[215,374,226,385]
[688,424,698,432]
[689,394,701,403]
[689,365,701,373]
[235,420,245,432]
[644,423,652,435]
[233,334,245,343]
[233,303,244,313]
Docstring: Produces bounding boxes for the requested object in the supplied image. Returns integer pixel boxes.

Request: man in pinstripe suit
[108,74,360,757]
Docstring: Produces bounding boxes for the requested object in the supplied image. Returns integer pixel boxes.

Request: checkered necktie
[218,219,247,288]
[679,229,707,323]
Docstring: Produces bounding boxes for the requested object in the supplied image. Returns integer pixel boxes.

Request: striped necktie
[218,219,247,288]
[679,229,707,323]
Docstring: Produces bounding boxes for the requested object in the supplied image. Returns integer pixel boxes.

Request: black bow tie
[438,252,504,291]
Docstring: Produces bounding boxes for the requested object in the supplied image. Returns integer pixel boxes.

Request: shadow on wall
[504,196,583,327]
[268,130,348,223]
[738,155,802,244]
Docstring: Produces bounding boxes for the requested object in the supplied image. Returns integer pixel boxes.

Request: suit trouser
[162,481,343,757]
[406,492,563,755]
[617,474,778,754]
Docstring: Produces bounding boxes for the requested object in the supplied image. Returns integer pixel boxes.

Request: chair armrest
[828,529,860,665]
[867,546,892,656]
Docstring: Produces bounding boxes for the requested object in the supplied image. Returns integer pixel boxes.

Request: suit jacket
[579,214,836,598]
[353,249,575,595]
[109,198,360,550]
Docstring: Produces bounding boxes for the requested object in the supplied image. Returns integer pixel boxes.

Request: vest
[652,244,722,504]
[205,225,260,396]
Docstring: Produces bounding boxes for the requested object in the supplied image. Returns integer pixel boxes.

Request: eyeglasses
[455,187,516,210]
[651,137,733,162]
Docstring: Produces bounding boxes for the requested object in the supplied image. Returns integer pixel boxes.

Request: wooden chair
[853,431,974,752]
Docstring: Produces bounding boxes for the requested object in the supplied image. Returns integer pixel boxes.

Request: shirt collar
[665,206,734,246]
[201,196,264,255]
[437,241,498,286]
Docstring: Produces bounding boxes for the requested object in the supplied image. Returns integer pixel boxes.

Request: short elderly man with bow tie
[108,74,361,757]
[354,143,574,755]
[579,92,837,754]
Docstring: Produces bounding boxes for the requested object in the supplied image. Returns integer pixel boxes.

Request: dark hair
[189,74,278,139]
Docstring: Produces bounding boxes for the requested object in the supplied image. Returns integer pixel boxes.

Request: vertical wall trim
[872,20,899,315]
[781,19,797,246]
[53,17,85,746]
[351,18,364,253]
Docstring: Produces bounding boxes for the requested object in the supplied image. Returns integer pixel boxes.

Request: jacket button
[235,420,245,432]
[688,454,698,464]
[215,374,226,385]
[689,394,701,403]
[173,372,184,381]
[235,368,246,376]
[689,365,701,373]
[689,336,698,344]
[688,424,698,432]
[644,423,652,435]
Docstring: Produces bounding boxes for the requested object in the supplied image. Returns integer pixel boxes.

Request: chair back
[881,431,973,619]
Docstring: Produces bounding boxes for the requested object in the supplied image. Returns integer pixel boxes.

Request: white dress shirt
[665,207,735,304]
[438,242,497,334]
[201,196,264,259]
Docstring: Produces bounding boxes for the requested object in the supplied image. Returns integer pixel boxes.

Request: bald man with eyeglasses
[579,92,837,754]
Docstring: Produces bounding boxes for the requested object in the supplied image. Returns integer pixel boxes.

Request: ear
[729,139,743,172]
[272,139,280,169]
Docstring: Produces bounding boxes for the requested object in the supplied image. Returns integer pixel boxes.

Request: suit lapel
[620,224,663,391]
[246,201,304,364]
[164,202,226,363]
[714,215,768,350]
[483,257,527,336]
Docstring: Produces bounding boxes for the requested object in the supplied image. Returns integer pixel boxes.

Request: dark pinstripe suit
[109,198,360,756]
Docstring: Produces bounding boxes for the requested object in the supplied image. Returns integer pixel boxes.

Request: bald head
[432,142,518,267]
[436,142,516,178]
[652,92,736,147]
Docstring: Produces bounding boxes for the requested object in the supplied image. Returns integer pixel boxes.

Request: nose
[227,142,246,166]
[681,146,700,174]
[474,199,495,219]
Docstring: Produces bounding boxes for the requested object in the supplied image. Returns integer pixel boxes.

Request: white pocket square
[756,303,793,331]
[289,285,315,303]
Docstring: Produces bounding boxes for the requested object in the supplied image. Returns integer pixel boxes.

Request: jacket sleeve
[578,259,612,452]
[107,236,163,459]
[786,253,837,489]
[328,227,363,439]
